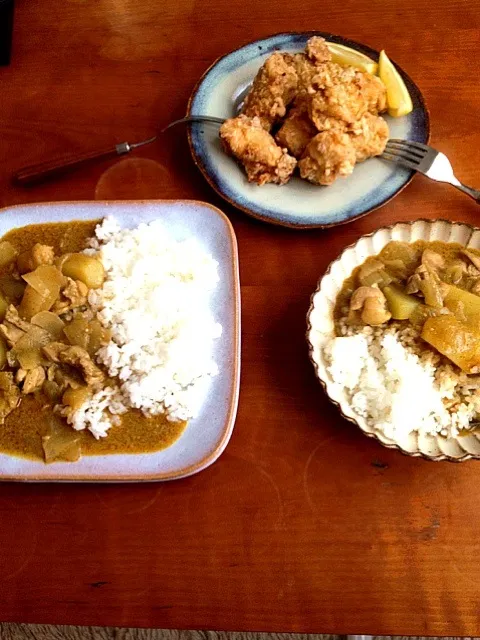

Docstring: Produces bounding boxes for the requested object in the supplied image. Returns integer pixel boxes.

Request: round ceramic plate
[306,219,480,462]
[187,32,430,229]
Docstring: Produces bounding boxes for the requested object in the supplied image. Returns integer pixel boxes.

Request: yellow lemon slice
[378,50,413,117]
[326,42,378,75]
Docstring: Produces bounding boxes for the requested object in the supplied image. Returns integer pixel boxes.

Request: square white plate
[0,200,240,481]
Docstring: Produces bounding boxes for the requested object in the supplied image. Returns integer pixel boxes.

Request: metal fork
[382,139,480,204]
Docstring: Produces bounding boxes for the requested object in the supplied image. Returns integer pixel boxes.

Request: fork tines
[382,138,429,169]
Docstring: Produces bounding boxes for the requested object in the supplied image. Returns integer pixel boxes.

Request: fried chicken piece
[220,115,297,185]
[293,36,332,93]
[308,63,387,126]
[294,54,320,93]
[299,129,356,186]
[349,113,389,162]
[224,37,387,189]
[305,36,332,64]
[241,52,298,130]
[275,97,317,158]
[308,113,346,133]
[304,111,389,162]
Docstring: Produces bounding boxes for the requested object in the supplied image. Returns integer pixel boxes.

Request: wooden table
[1,0,480,634]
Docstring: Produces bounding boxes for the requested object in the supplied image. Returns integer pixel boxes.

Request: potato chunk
[0,241,18,269]
[422,315,480,373]
[443,284,480,324]
[383,284,420,320]
[62,386,90,412]
[61,254,105,289]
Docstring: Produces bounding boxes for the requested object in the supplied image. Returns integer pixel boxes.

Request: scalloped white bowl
[307,219,480,462]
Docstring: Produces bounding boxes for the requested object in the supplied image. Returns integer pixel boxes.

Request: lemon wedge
[326,42,378,75]
[378,50,413,117]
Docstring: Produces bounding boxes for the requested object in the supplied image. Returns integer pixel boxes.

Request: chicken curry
[0,220,186,463]
[336,240,480,374]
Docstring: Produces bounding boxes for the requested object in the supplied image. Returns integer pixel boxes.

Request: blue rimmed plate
[187,32,430,229]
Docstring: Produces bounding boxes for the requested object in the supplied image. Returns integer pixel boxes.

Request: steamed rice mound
[324,319,480,439]
[67,217,222,439]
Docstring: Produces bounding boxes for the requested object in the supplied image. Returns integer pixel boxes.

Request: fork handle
[13,143,131,187]
[454,182,480,204]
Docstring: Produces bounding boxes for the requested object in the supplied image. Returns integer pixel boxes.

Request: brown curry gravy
[0,220,187,461]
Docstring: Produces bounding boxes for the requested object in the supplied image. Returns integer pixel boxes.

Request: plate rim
[0,199,241,482]
[306,218,480,463]
[187,30,431,229]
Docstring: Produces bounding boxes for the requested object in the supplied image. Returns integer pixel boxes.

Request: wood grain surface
[5,632,471,640]
[0,631,462,640]
[1,0,480,635]
[0,627,339,640]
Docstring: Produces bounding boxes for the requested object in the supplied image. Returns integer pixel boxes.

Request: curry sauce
[0,221,186,462]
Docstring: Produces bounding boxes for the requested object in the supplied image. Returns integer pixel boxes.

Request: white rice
[68,217,222,439]
[324,326,480,439]
[68,386,126,439]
